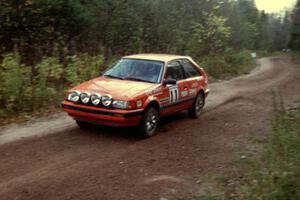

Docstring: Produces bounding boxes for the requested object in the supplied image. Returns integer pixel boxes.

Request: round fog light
[91,94,102,106]
[68,91,81,103]
[102,94,113,107]
[80,93,90,104]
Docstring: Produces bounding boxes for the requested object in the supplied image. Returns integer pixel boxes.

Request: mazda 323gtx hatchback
[62,54,209,137]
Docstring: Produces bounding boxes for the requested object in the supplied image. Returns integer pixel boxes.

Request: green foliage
[289,0,300,50]
[0,0,90,62]
[189,12,231,56]
[226,0,259,49]
[33,57,63,108]
[65,54,104,86]
[0,0,291,63]
[199,49,256,79]
[0,53,104,119]
[0,53,23,116]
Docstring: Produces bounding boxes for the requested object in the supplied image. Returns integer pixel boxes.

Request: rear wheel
[188,93,204,118]
[139,106,159,137]
[76,120,92,129]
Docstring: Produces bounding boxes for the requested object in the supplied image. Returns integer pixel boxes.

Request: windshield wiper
[123,77,154,83]
[103,74,123,80]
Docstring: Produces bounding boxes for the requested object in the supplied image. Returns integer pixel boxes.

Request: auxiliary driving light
[80,92,90,104]
[101,94,113,107]
[91,93,102,106]
[68,91,81,103]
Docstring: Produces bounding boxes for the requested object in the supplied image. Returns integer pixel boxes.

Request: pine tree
[289,0,300,50]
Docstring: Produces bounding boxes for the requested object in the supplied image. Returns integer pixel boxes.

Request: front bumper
[62,101,143,127]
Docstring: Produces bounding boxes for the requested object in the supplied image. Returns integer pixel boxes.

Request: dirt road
[0,56,300,200]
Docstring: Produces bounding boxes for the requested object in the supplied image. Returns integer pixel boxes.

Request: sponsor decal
[181,90,188,97]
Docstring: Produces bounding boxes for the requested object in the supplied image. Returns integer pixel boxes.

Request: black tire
[76,120,92,129]
[139,106,159,137]
[188,93,205,118]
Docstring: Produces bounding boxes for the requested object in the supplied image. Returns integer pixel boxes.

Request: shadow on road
[76,110,191,140]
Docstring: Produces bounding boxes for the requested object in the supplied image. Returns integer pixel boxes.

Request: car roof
[123,54,192,62]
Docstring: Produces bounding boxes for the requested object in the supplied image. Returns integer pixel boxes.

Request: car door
[160,60,190,115]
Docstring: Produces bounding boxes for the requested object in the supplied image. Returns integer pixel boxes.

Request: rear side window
[165,61,184,80]
[181,59,200,78]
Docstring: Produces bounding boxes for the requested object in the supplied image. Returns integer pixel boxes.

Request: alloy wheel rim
[146,113,157,133]
[196,96,204,114]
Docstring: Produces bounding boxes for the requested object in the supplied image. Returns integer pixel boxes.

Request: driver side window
[165,61,184,81]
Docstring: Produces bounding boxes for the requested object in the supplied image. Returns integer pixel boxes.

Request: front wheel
[188,93,205,118]
[139,106,159,137]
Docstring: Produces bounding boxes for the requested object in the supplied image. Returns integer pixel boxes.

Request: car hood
[71,77,158,99]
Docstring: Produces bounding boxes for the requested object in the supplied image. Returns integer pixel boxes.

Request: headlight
[91,93,102,106]
[112,100,128,109]
[80,92,90,104]
[68,91,81,103]
[101,94,113,107]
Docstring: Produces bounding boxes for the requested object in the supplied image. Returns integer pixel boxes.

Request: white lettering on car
[168,85,179,103]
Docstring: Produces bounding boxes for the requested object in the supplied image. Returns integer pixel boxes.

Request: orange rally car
[62,54,209,137]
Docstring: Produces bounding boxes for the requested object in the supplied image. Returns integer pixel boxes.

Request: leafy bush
[199,49,256,79]
[0,53,104,120]
[65,54,104,86]
[188,12,231,57]
[33,57,64,108]
[0,53,24,117]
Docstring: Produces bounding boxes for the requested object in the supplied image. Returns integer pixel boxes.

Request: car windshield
[103,59,164,83]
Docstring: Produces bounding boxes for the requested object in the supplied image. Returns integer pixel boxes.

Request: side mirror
[163,78,177,85]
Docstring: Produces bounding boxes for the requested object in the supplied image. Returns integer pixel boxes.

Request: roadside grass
[234,105,300,200]
[184,102,300,200]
